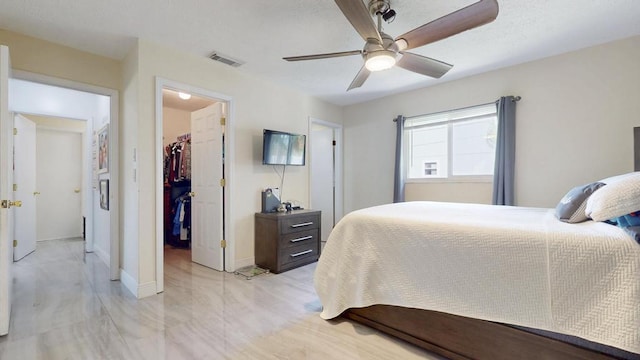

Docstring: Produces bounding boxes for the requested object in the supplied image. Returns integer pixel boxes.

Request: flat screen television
[263,129,306,166]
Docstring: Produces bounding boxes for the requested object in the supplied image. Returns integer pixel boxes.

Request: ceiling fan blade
[347,65,371,91]
[395,0,499,51]
[335,0,382,43]
[283,50,362,62]
[396,52,453,78]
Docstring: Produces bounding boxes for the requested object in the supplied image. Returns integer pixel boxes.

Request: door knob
[1,200,22,208]
[74,188,81,193]
[33,191,40,196]
[188,192,196,197]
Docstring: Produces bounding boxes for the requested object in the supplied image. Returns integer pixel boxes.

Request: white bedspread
[314,201,640,354]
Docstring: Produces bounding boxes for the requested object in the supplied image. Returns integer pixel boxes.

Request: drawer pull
[290,249,313,258]
[290,235,313,243]
[290,222,313,228]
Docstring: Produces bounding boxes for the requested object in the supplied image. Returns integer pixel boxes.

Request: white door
[310,124,335,242]
[190,103,224,270]
[0,45,14,335]
[13,114,36,260]
[36,129,82,240]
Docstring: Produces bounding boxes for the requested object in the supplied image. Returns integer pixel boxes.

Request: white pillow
[585,172,640,221]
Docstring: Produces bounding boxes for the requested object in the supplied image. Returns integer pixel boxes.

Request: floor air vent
[208,51,244,67]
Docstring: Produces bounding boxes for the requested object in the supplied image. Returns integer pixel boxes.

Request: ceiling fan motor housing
[362,32,398,58]
[368,0,391,15]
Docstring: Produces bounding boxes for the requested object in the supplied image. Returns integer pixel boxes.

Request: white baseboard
[119,269,157,299]
[233,257,254,271]
[119,269,137,298]
[94,246,110,267]
[138,281,157,298]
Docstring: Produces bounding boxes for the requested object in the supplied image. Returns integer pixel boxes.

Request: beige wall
[0,30,121,90]
[343,35,640,212]
[126,39,343,292]
[121,41,139,284]
[405,182,493,204]
[162,107,190,147]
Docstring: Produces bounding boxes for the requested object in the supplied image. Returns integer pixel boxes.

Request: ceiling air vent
[208,51,244,67]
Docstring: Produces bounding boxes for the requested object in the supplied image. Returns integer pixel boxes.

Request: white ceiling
[2,1,639,106]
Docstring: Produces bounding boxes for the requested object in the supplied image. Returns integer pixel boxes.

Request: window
[404,103,497,180]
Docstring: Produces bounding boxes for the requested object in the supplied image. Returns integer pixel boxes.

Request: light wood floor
[0,238,443,359]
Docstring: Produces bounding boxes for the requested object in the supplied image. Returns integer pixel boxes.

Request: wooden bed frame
[343,305,632,360]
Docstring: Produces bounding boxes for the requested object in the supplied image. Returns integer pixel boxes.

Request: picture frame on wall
[100,179,109,210]
[97,124,109,174]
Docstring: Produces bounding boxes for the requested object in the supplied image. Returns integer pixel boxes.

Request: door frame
[308,117,344,230]
[154,77,235,293]
[12,70,120,280]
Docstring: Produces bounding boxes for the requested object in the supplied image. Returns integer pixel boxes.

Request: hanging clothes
[164,137,191,184]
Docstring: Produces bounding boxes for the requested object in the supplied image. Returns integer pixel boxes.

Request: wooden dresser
[254,210,321,274]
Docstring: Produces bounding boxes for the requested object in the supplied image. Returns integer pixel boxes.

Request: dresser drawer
[280,214,320,234]
[280,242,318,266]
[255,210,321,273]
[280,229,318,249]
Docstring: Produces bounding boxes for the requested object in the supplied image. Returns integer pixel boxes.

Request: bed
[314,201,640,360]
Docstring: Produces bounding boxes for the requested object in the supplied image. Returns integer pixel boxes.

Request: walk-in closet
[161,88,226,272]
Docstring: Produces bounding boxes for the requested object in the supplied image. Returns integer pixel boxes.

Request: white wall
[9,79,111,264]
[119,39,343,296]
[343,35,640,212]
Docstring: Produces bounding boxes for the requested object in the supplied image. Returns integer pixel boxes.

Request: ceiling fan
[283,0,499,91]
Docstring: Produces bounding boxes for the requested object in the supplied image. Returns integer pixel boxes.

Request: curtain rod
[393,95,521,122]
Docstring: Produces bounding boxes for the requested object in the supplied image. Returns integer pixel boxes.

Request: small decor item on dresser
[261,188,281,213]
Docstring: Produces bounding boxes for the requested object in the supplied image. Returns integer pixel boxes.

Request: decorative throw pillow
[555,182,605,223]
[585,172,640,222]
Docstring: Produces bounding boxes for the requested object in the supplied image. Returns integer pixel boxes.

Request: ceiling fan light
[365,52,396,71]
[178,92,192,100]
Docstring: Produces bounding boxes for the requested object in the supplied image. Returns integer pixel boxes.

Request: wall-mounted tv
[263,129,306,166]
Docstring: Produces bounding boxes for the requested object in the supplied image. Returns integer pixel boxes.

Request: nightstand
[254,210,321,273]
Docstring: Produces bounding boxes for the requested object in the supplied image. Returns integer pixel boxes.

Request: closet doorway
[156,78,234,293]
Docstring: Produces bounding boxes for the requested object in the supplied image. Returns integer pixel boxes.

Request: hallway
[0,238,439,359]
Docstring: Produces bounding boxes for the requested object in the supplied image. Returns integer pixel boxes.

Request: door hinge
[220,178,225,187]
[220,239,227,248]
[13,128,17,135]
[13,184,17,192]
[220,117,226,126]
[13,240,17,248]
[332,140,336,146]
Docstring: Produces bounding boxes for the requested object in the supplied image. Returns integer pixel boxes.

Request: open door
[190,103,224,271]
[13,114,36,260]
[310,119,344,243]
[0,45,14,335]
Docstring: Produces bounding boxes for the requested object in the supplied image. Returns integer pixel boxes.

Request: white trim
[308,117,344,226]
[405,176,494,184]
[12,70,120,281]
[33,124,85,134]
[138,281,157,298]
[119,269,137,297]
[94,245,110,266]
[235,257,254,270]
[155,77,236,294]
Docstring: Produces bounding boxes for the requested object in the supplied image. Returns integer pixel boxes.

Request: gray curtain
[393,115,406,203]
[492,96,517,205]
